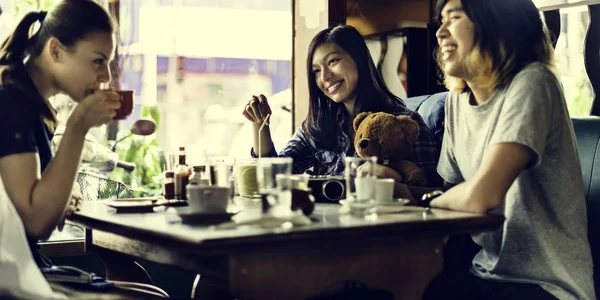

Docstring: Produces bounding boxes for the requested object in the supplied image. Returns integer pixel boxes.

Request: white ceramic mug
[186,185,230,213]
[354,176,375,201]
[375,178,395,203]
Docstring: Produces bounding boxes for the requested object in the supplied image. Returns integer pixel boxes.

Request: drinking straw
[258,114,271,159]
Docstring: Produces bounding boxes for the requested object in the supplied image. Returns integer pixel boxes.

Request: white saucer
[376,198,411,206]
[338,198,409,207]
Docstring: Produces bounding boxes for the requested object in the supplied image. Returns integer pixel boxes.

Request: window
[118,0,293,164]
[535,0,595,116]
[533,0,592,7]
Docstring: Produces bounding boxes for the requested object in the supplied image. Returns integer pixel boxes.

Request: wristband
[419,190,444,208]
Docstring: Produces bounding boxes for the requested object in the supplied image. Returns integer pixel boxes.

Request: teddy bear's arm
[391,160,427,187]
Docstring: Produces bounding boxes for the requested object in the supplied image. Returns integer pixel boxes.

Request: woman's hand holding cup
[67,89,121,132]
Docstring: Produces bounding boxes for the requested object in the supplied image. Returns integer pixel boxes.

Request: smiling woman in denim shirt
[243,25,441,197]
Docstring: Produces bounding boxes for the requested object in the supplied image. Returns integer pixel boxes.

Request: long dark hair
[303,25,404,151]
[435,0,554,92]
[0,0,115,128]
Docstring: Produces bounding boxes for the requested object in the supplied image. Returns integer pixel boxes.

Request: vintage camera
[308,175,346,203]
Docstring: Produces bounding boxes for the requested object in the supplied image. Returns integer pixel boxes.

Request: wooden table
[71,202,503,300]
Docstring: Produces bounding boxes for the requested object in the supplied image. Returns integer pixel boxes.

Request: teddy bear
[353,111,427,187]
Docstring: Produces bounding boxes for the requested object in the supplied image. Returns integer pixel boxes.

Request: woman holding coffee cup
[0,1,125,295]
[243,25,442,199]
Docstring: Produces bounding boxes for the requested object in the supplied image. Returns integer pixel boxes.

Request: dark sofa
[405,91,600,293]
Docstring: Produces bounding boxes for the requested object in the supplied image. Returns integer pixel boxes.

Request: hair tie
[38,11,47,22]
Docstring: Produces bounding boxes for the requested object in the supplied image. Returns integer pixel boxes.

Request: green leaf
[108,105,165,197]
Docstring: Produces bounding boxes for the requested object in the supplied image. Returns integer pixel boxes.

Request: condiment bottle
[174,146,191,200]
[163,171,175,200]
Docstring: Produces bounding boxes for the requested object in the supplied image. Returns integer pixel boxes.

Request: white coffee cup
[354,176,375,200]
[186,185,230,213]
[375,178,395,203]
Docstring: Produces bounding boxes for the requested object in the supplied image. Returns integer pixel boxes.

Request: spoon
[111,119,156,152]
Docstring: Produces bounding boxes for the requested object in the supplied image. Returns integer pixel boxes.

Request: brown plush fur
[353,112,427,186]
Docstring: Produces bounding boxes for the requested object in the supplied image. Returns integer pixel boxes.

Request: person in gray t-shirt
[423,0,596,299]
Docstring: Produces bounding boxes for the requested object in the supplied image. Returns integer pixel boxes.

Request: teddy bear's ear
[396,115,420,141]
[353,112,371,131]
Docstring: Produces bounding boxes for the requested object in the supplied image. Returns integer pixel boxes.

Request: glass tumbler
[344,156,377,216]
[256,157,293,215]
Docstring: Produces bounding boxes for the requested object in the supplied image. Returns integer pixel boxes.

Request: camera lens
[322,180,344,201]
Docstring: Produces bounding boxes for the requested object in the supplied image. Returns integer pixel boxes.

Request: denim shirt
[252,106,442,187]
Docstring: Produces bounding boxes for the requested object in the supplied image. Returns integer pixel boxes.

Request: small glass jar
[189,165,210,186]
[163,171,175,200]
[234,158,259,198]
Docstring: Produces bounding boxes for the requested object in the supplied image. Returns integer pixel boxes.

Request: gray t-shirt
[438,62,596,300]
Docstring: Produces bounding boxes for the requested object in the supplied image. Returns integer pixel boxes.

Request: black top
[0,83,54,267]
[0,84,53,167]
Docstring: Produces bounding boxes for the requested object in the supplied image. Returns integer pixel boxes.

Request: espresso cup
[114,90,134,120]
